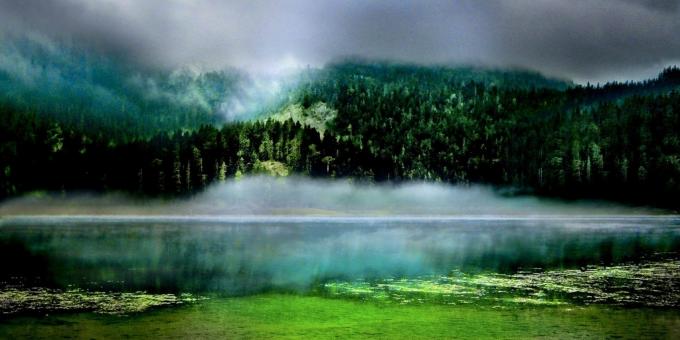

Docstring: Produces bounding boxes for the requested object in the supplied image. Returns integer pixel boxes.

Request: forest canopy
[1,58,680,209]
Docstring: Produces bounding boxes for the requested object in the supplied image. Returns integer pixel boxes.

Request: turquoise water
[1,216,680,338]
[1,216,679,297]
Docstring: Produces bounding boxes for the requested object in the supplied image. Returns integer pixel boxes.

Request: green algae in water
[322,259,680,307]
[0,217,679,337]
[3,259,676,317]
[0,287,203,315]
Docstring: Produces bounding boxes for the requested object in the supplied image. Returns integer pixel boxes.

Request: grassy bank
[2,294,679,339]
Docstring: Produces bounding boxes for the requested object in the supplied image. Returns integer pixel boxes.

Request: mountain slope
[0,35,270,138]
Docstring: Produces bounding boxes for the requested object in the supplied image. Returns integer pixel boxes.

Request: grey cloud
[619,0,680,12]
[0,0,678,82]
[492,0,680,82]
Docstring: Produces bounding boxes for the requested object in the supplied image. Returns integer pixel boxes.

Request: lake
[1,216,679,338]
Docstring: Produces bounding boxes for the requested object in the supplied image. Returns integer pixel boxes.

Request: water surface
[1,216,678,295]
[2,215,680,338]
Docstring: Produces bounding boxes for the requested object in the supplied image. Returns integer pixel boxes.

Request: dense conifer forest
[1,62,680,209]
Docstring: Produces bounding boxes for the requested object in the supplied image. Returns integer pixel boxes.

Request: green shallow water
[1,216,680,338]
[2,295,679,339]
[321,259,680,307]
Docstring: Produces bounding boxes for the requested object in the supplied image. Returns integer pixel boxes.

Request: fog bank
[0,177,661,217]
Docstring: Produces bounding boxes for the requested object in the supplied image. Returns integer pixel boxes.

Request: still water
[2,215,680,338]
[1,216,679,296]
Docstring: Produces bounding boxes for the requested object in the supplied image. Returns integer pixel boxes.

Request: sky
[0,0,679,83]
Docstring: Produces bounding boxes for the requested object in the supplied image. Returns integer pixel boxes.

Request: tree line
[1,63,679,209]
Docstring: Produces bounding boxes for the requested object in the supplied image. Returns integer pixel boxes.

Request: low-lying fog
[0,176,662,217]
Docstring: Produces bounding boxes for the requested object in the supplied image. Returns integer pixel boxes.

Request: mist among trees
[1,59,680,209]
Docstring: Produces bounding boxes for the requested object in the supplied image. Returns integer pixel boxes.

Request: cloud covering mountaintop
[1,0,679,83]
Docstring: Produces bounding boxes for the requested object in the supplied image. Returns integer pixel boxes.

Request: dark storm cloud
[0,0,678,82]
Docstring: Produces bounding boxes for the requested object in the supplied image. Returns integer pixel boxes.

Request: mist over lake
[2,215,679,296]
[2,1,680,338]
[0,177,659,217]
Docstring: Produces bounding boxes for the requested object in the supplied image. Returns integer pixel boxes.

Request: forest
[1,61,680,209]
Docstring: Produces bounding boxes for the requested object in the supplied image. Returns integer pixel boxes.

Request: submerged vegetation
[0,216,678,337]
[1,259,678,315]
[322,259,680,308]
[0,287,201,315]
[1,259,679,337]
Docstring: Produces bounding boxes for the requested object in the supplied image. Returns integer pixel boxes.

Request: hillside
[0,36,574,138]
[0,35,291,139]
[263,60,573,135]
[1,51,680,208]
